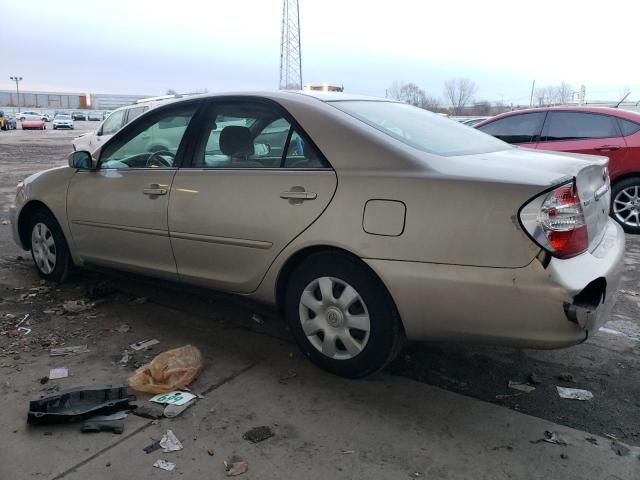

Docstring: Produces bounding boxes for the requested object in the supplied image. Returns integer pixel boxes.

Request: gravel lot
[1,126,639,447]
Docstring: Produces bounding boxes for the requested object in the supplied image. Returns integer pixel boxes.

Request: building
[0,89,151,112]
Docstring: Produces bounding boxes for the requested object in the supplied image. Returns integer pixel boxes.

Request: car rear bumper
[364,219,625,348]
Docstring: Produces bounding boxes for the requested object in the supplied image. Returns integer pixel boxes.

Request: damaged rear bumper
[364,219,625,348]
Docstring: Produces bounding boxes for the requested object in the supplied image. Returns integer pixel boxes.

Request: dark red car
[476,107,640,234]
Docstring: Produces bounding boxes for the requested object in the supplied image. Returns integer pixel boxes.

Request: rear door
[536,112,628,171]
[168,98,337,293]
[476,112,546,147]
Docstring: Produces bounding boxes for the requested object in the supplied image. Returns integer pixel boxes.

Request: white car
[52,115,74,130]
[17,111,43,121]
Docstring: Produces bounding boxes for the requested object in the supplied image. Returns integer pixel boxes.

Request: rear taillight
[519,180,588,259]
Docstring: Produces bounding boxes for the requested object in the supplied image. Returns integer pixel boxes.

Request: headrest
[219,126,254,157]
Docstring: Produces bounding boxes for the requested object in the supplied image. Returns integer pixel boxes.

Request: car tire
[53,126,57,130]
[611,176,640,234]
[28,209,73,282]
[284,251,404,378]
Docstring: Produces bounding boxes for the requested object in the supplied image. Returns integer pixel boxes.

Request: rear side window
[543,112,618,141]
[477,113,545,144]
[618,118,640,136]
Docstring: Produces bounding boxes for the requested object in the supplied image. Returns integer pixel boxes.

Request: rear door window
[542,112,619,141]
[477,112,545,144]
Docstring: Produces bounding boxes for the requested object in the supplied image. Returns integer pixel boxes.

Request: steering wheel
[145,150,175,168]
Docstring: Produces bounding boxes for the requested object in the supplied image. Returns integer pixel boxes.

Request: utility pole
[529,79,535,107]
[279,0,302,90]
[9,76,23,113]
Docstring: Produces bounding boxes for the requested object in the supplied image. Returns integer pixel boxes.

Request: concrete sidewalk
[1,297,637,480]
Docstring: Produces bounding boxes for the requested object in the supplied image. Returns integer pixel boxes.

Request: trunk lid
[573,156,611,251]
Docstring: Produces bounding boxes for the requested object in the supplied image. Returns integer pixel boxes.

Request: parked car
[461,116,489,126]
[87,112,103,121]
[476,107,640,234]
[41,114,52,122]
[52,114,74,130]
[0,111,17,130]
[17,111,43,121]
[71,111,87,121]
[72,99,166,152]
[10,91,624,378]
[21,119,46,130]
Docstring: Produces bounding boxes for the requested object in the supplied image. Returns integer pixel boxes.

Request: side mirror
[253,143,272,157]
[69,151,96,170]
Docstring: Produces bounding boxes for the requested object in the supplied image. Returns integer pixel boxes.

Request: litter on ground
[153,459,176,471]
[50,345,89,356]
[129,339,160,351]
[128,345,202,394]
[556,386,593,401]
[243,426,275,443]
[150,390,197,406]
[508,381,536,393]
[159,430,183,452]
[49,367,68,379]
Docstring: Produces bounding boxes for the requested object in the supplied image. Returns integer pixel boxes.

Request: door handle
[280,191,317,200]
[596,145,620,152]
[143,184,168,196]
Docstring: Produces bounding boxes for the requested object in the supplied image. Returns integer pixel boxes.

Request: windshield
[331,100,509,156]
[55,115,71,119]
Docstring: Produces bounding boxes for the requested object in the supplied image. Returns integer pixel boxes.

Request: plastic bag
[128,345,203,394]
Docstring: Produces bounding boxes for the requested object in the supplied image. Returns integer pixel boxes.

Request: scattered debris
[153,459,176,472]
[49,367,68,380]
[81,419,124,434]
[531,430,567,446]
[144,440,162,454]
[207,448,215,456]
[243,426,274,443]
[619,289,639,297]
[585,437,599,445]
[117,324,131,333]
[62,300,95,314]
[278,370,297,384]
[27,386,134,425]
[556,372,576,383]
[164,399,196,418]
[556,386,593,401]
[133,403,165,420]
[341,449,356,454]
[410,473,422,478]
[150,391,197,406]
[491,445,513,451]
[560,453,568,459]
[128,345,202,394]
[129,297,148,305]
[85,282,116,300]
[611,441,631,457]
[119,351,131,365]
[42,309,62,315]
[1,220,9,225]
[251,313,264,324]
[50,345,89,356]
[508,381,536,393]
[39,376,49,385]
[225,458,248,477]
[160,430,183,452]
[129,339,160,351]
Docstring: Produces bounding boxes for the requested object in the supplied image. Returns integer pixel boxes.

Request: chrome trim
[71,220,168,237]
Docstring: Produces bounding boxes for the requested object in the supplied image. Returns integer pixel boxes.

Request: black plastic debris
[27,385,135,425]
[243,426,274,443]
[81,420,125,434]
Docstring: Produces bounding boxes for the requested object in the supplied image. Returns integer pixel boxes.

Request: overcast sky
[1,0,638,104]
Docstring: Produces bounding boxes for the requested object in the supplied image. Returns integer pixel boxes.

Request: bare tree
[387,81,426,107]
[421,95,441,112]
[166,88,178,95]
[557,82,574,104]
[444,78,478,115]
[535,82,574,106]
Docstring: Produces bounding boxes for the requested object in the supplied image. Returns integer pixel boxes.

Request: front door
[67,103,198,279]
[168,99,337,293]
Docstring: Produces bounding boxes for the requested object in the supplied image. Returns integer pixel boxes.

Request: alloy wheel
[613,185,640,228]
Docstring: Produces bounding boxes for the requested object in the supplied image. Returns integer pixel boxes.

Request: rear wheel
[611,177,640,234]
[285,252,403,378]
[28,209,72,282]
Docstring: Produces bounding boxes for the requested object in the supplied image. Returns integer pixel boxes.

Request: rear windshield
[331,100,509,156]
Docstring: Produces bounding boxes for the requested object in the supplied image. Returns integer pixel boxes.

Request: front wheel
[611,177,640,234]
[285,252,403,378]
[28,209,72,282]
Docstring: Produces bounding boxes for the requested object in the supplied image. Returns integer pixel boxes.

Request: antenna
[279,0,302,90]
[614,91,631,108]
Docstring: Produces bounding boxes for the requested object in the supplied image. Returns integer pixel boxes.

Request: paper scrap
[130,339,159,351]
[153,459,176,471]
[159,430,183,452]
[556,386,593,401]
[49,367,68,379]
